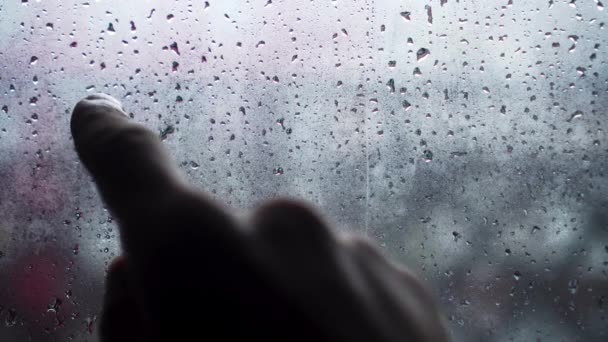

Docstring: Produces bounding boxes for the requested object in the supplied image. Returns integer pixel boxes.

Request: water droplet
[400,11,411,21]
[5,308,17,327]
[170,42,180,55]
[423,150,433,162]
[425,5,433,24]
[566,110,583,122]
[160,125,175,140]
[576,66,586,76]
[107,22,115,34]
[513,271,521,281]
[256,40,266,48]
[29,56,38,65]
[568,279,578,294]
[386,78,395,93]
[86,316,96,334]
[47,298,62,313]
[273,167,284,175]
[416,48,430,61]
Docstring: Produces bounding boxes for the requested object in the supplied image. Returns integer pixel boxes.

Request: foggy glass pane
[1,1,606,341]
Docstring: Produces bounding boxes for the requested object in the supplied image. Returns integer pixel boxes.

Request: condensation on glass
[0,1,606,341]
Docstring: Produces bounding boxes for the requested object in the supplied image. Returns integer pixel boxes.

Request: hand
[71,94,449,342]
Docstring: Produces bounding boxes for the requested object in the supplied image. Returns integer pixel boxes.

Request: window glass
[0,1,606,341]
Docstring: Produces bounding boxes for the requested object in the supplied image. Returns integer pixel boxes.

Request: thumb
[99,257,142,342]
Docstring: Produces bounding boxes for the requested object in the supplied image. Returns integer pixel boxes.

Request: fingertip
[77,93,125,113]
[71,93,127,141]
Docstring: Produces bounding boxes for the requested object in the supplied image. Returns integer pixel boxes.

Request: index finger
[71,95,265,321]
[71,94,187,224]
[70,94,239,254]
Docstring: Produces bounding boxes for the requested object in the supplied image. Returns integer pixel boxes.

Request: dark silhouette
[71,94,449,341]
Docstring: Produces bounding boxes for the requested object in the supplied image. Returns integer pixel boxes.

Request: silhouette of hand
[71,94,449,342]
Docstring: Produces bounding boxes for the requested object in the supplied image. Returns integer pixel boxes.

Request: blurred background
[0,0,606,341]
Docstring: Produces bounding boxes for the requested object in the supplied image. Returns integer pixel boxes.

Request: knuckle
[252,198,334,243]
